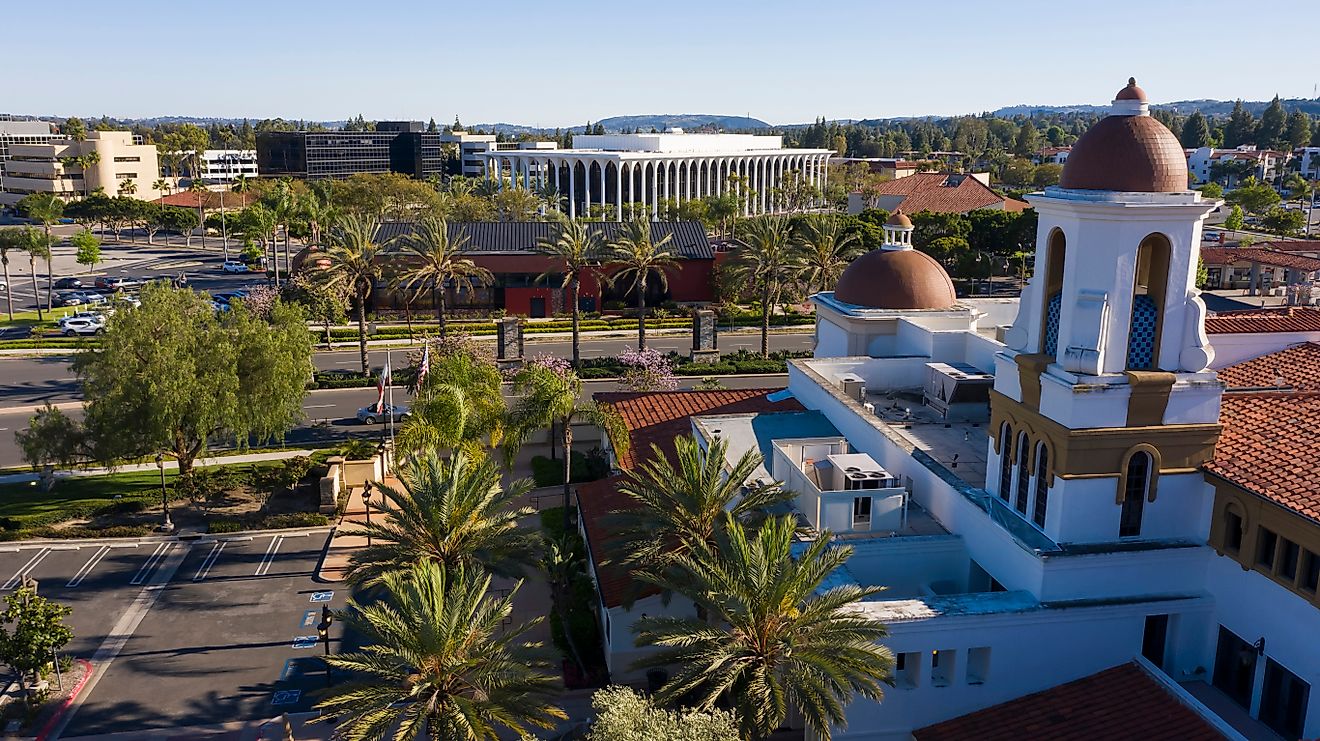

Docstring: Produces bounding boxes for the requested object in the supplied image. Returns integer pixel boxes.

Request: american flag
[416,344,431,388]
[374,357,391,414]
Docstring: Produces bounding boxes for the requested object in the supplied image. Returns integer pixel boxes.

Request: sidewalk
[0,449,317,485]
[57,711,329,741]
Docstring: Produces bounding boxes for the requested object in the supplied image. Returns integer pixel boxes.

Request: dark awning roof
[374,220,713,259]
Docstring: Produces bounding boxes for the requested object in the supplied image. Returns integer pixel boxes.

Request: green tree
[1180,111,1212,149]
[608,219,677,350]
[61,117,87,142]
[796,214,863,294]
[535,216,606,365]
[507,362,627,528]
[1225,177,1282,214]
[117,178,137,198]
[1032,163,1063,187]
[585,686,739,741]
[729,215,801,358]
[397,216,491,335]
[158,205,200,243]
[1223,204,1246,235]
[317,215,392,375]
[71,229,100,273]
[0,228,21,320]
[345,452,539,584]
[72,283,313,480]
[281,273,347,349]
[1013,120,1039,157]
[315,562,565,741]
[0,584,74,708]
[1257,95,1287,149]
[397,340,507,457]
[1196,182,1224,200]
[16,403,85,490]
[1001,158,1037,187]
[1224,100,1256,148]
[1286,110,1312,150]
[17,193,63,312]
[19,228,51,320]
[633,514,894,741]
[492,186,543,221]
[1261,206,1306,236]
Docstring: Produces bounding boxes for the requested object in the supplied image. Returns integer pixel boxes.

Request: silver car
[356,404,410,425]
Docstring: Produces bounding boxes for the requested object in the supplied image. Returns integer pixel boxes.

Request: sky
[8,0,1318,126]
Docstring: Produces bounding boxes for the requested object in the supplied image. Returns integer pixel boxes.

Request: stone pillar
[497,317,525,370]
[690,309,720,362]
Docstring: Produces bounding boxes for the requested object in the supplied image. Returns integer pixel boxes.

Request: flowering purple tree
[235,284,279,321]
[527,353,573,376]
[618,348,678,392]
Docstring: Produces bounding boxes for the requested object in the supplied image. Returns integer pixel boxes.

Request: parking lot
[0,529,340,737]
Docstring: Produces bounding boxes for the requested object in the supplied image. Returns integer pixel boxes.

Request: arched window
[1015,432,1031,514]
[1040,229,1066,358]
[1127,234,1171,370]
[998,424,1013,502]
[1032,443,1050,528]
[1120,451,1151,537]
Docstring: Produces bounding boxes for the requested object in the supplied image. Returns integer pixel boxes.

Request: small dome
[1059,80,1187,193]
[886,211,913,228]
[1115,77,1146,101]
[834,249,957,310]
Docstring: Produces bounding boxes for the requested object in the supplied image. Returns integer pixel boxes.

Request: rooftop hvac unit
[923,362,993,421]
[838,372,867,403]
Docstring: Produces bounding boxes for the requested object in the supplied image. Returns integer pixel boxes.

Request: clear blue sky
[9,0,1316,125]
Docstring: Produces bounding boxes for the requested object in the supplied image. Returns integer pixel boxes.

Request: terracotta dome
[834,249,957,310]
[886,211,913,228]
[1059,79,1186,193]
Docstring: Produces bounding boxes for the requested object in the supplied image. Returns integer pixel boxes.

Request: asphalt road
[0,531,340,736]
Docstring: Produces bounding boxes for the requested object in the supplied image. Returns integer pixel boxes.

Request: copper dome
[1115,77,1147,101]
[834,249,957,310]
[1059,113,1188,193]
[886,211,913,228]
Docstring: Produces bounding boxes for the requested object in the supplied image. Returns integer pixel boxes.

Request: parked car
[57,315,106,336]
[68,290,107,305]
[52,291,86,308]
[356,404,410,425]
[94,276,141,291]
[220,260,249,274]
[0,326,32,340]
[53,277,84,290]
[0,279,6,293]
[211,290,249,305]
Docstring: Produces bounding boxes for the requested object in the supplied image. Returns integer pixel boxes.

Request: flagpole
[387,348,395,450]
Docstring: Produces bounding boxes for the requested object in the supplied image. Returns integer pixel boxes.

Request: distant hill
[472,114,770,136]
[991,98,1320,119]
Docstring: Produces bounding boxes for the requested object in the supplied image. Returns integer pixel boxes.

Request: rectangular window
[1280,539,1300,582]
[852,496,872,531]
[1142,614,1169,669]
[1224,511,1243,553]
[930,649,956,687]
[895,652,921,689]
[1257,528,1278,571]
[1260,658,1311,739]
[966,647,991,685]
[1303,551,1320,593]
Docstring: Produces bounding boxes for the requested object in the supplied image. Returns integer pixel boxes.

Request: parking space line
[255,536,284,576]
[2,548,50,590]
[193,542,226,582]
[66,546,111,588]
[130,543,173,586]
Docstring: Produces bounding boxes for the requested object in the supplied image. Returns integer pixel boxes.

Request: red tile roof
[865,172,1029,214]
[1207,391,1320,522]
[578,389,804,608]
[1200,247,1320,272]
[914,662,1225,741]
[1217,342,1320,391]
[594,389,803,470]
[1257,240,1320,254]
[153,190,255,209]
[1205,307,1320,335]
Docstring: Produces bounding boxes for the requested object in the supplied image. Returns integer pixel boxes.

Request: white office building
[198,149,258,184]
[0,117,61,206]
[482,130,832,219]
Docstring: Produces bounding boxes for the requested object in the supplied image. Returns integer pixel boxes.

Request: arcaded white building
[482,130,832,219]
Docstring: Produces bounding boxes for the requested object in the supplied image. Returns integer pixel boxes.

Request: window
[895,652,921,689]
[852,496,872,531]
[1119,452,1150,537]
[1223,509,1243,553]
[1261,658,1311,739]
[931,649,957,687]
[966,647,991,685]
[1040,229,1066,357]
[1142,614,1169,669]
[1257,528,1278,571]
[1280,539,1300,581]
[1032,444,1049,528]
[997,424,1012,502]
[1014,434,1030,514]
[1127,234,1171,370]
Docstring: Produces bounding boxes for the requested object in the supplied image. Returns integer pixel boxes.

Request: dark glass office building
[257,121,446,180]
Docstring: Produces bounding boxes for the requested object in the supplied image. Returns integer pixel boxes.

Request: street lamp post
[317,604,334,687]
[362,482,373,547]
[155,453,172,532]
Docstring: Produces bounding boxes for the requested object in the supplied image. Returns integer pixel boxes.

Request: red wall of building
[468,254,715,314]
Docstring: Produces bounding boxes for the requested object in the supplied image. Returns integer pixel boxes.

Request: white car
[221,260,249,274]
[58,315,106,336]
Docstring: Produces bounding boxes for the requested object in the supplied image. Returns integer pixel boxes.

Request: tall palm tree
[19,194,62,313]
[730,215,801,358]
[20,229,51,321]
[76,151,100,199]
[117,178,137,198]
[297,187,337,249]
[345,451,539,584]
[507,363,628,529]
[315,562,566,741]
[318,215,390,375]
[0,228,20,321]
[188,179,209,247]
[152,178,169,198]
[633,514,894,741]
[798,215,862,295]
[396,344,507,458]
[608,219,677,350]
[398,216,491,335]
[610,434,791,591]
[535,215,605,365]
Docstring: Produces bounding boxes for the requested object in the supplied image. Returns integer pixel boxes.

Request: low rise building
[847,172,1029,215]
[198,149,258,184]
[1188,145,1291,185]
[0,130,161,206]
[0,117,60,205]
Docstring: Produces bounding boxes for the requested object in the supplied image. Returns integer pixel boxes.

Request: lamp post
[155,453,172,532]
[317,604,334,687]
[362,481,373,547]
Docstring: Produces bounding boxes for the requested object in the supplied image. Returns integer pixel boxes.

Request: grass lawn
[0,307,57,328]
[0,468,181,528]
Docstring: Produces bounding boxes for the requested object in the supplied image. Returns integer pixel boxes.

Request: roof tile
[865,172,1028,214]
[1205,307,1320,335]
[1207,391,1320,522]
[1217,342,1320,391]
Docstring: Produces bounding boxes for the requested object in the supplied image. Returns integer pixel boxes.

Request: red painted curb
[36,658,93,741]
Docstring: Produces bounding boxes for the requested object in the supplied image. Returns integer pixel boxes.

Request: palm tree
[534,215,605,365]
[633,514,894,741]
[610,434,791,590]
[117,178,137,198]
[730,215,801,358]
[398,216,491,335]
[20,229,51,321]
[345,451,539,584]
[152,178,170,198]
[507,362,628,529]
[396,343,507,458]
[188,179,208,247]
[0,228,20,320]
[798,215,862,295]
[543,532,590,675]
[317,215,391,375]
[75,151,100,199]
[297,187,337,249]
[19,194,62,313]
[608,219,677,350]
[315,562,566,741]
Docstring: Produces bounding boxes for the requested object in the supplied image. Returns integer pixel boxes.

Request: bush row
[208,512,330,533]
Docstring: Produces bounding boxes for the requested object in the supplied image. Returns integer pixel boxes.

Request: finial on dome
[1128,76,1136,86]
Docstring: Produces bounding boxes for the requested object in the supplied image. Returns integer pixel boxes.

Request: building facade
[0,117,60,205]
[0,130,161,206]
[198,149,258,184]
[483,131,832,220]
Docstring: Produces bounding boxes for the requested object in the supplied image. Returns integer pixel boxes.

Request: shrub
[676,362,735,376]
[208,519,244,534]
[257,512,329,529]
[530,450,608,488]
